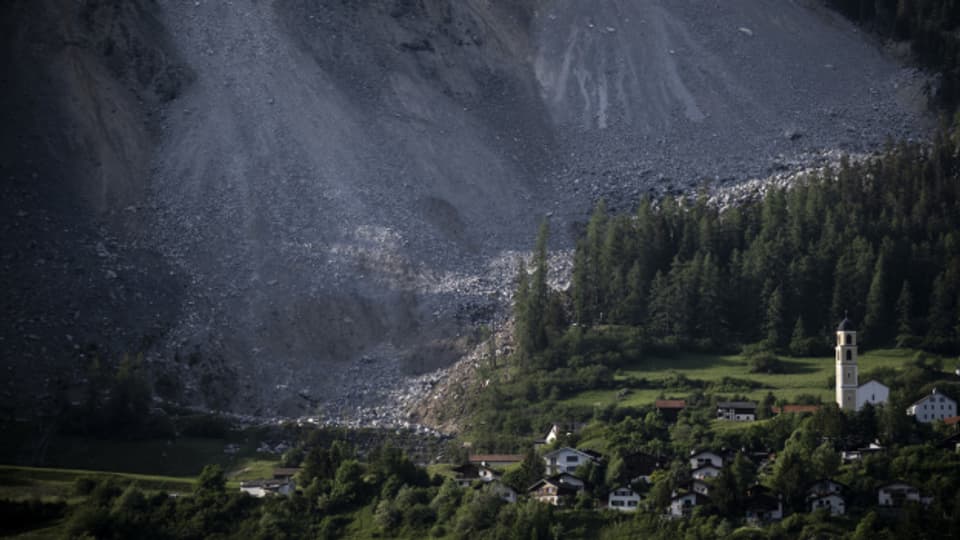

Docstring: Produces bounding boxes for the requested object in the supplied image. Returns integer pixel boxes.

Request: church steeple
[835,314,858,411]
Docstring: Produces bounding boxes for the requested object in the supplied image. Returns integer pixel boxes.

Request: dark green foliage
[0,499,66,536]
[747,352,785,374]
[566,129,960,354]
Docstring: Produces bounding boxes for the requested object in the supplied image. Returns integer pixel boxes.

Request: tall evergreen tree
[896,280,916,347]
[863,254,890,346]
[764,286,785,351]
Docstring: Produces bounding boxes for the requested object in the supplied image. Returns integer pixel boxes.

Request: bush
[405,504,437,528]
[748,353,784,374]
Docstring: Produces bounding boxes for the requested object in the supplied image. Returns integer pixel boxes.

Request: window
[628,500,638,507]
[566,456,579,462]
[846,350,852,361]
[612,500,624,507]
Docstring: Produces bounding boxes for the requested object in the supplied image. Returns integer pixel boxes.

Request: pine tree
[895,280,916,347]
[925,272,955,352]
[863,254,890,347]
[789,316,808,357]
[764,286,785,351]
[513,258,531,361]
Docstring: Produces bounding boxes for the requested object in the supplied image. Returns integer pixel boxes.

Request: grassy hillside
[561,348,922,410]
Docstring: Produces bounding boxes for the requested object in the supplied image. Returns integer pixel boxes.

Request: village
[238,319,960,525]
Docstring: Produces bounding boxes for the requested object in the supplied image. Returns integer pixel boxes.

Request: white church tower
[835,316,858,411]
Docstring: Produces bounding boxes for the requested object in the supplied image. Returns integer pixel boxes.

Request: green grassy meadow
[561,348,929,409]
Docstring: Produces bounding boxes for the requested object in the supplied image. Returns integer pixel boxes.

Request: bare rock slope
[2,0,930,420]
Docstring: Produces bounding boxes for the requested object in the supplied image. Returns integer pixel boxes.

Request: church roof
[837,317,855,331]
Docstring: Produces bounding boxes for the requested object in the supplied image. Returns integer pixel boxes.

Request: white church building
[835,317,889,411]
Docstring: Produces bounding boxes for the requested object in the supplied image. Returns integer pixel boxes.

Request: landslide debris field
[1,0,930,421]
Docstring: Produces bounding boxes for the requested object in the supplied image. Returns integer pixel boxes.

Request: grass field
[0,465,198,502]
[561,348,933,410]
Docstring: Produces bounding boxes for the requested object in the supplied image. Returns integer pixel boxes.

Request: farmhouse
[487,481,517,503]
[906,388,957,423]
[716,401,757,421]
[691,464,721,480]
[239,478,295,498]
[655,399,686,422]
[877,482,923,507]
[607,486,642,512]
[239,468,299,498]
[806,479,846,516]
[689,450,723,469]
[669,492,710,518]
[543,447,601,475]
[528,475,583,506]
[743,485,783,523]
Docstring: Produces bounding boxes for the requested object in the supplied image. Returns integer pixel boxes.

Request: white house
[488,481,517,504]
[675,479,711,496]
[691,464,721,480]
[608,486,642,512]
[878,483,921,507]
[809,494,845,515]
[856,380,889,410]
[543,447,600,475]
[806,479,846,516]
[689,450,723,469]
[669,492,709,517]
[717,401,757,421]
[840,441,885,462]
[239,479,295,497]
[543,424,561,445]
[906,389,957,423]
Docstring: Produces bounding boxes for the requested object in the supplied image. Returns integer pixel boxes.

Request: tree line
[515,126,960,362]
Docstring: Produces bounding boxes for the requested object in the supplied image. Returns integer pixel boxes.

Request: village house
[669,491,710,518]
[534,422,585,446]
[840,440,885,462]
[691,464,721,480]
[906,388,957,423]
[468,454,523,468]
[743,485,783,523]
[717,401,757,421]
[806,479,846,516]
[877,482,930,507]
[607,486,642,512]
[655,399,686,422]
[528,474,584,506]
[689,450,724,469]
[543,447,601,475]
[453,461,502,487]
[239,468,298,498]
[487,481,517,504]
[675,479,711,496]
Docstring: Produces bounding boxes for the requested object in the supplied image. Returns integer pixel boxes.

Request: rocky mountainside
[1,0,930,422]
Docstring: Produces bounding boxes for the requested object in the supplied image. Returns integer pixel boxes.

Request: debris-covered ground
[1,0,932,425]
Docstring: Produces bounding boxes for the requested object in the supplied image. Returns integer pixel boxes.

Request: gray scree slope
[1,0,928,419]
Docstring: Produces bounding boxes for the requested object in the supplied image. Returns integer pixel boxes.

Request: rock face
[1,0,931,419]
